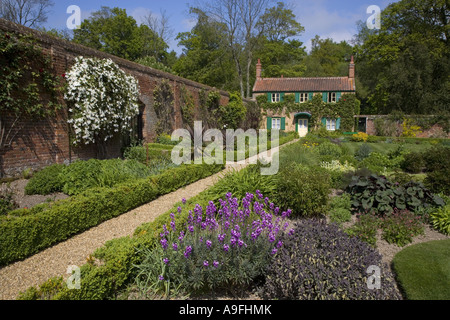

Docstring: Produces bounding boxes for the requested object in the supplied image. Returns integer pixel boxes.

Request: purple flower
[213,261,219,268]
[182,198,187,205]
[218,233,226,242]
[230,237,237,246]
[271,248,278,255]
[238,239,246,248]
[172,243,178,251]
[158,275,164,281]
[223,244,230,252]
[184,246,192,258]
[203,260,209,267]
[178,231,185,242]
[177,206,182,213]
[188,225,194,233]
[206,240,212,249]
[276,241,283,248]
[163,258,169,265]
[160,238,168,250]
[170,220,176,231]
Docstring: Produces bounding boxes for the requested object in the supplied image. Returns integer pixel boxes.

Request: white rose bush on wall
[64,56,140,150]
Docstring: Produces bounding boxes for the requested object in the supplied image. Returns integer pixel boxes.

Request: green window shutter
[308,92,313,101]
[295,93,300,103]
[337,92,342,102]
[336,118,341,130]
[267,93,271,103]
[321,117,327,128]
[295,121,298,132]
[280,93,285,102]
[267,117,272,129]
[322,92,328,103]
[281,117,286,130]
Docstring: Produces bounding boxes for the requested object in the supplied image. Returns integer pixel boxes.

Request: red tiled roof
[252,77,355,93]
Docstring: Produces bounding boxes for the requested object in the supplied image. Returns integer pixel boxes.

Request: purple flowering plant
[135,190,292,296]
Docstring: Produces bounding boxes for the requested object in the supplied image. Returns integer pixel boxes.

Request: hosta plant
[430,205,450,235]
[262,219,402,300]
[134,191,292,297]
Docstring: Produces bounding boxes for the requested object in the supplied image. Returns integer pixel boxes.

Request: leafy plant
[25,164,66,195]
[0,184,18,215]
[355,143,372,161]
[346,174,444,216]
[351,132,369,142]
[274,164,331,217]
[328,193,352,226]
[401,151,425,173]
[262,219,401,300]
[134,192,292,297]
[381,209,424,247]
[345,213,380,247]
[315,141,343,160]
[429,205,450,235]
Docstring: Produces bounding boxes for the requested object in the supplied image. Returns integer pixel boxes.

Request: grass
[392,239,450,300]
[342,141,434,156]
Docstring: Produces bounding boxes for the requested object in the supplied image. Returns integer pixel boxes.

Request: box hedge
[0,163,224,267]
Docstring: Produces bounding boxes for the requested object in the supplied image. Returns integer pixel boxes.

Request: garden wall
[0,19,232,178]
[356,115,450,138]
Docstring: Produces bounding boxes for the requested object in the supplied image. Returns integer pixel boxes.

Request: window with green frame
[267,117,286,130]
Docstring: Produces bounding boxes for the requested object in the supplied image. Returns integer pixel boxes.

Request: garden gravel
[0,146,282,300]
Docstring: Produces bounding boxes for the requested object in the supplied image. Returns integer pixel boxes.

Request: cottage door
[298,119,308,137]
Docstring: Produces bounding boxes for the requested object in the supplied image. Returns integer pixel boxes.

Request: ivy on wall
[179,85,195,128]
[257,93,360,132]
[0,32,62,149]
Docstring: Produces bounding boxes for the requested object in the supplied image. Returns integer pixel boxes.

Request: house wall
[0,19,231,178]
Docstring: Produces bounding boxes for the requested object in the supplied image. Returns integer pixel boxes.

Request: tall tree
[0,0,54,28]
[73,7,169,63]
[173,8,237,91]
[354,0,449,115]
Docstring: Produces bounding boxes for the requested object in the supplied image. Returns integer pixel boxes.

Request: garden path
[0,142,290,300]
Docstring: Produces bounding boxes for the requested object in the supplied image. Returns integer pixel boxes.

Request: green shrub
[359,152,392,173]
[24,164,66,195]
[124,144,174,165]
[315,141,343,160]
[278,142,320,167]
[429,205,450,235]
[263,219,401,300]
[0,163,225,267]
[329,208,352,226]
[422,145,450,172]
[401,152,425,174]
[424,168,450,196]
[355,143,372,161]
[274,164,331,217]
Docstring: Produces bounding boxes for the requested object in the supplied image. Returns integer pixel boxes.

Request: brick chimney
[256,58,262,81]
[349,55,355,79]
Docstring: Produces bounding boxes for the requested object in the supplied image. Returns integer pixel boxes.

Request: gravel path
[0,145,285,300]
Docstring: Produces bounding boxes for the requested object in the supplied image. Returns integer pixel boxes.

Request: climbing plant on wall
[257,93,360,132]
[0,32,62,149]
[64,56,140,156]
[179,85,195,129]
[153,79,174,135]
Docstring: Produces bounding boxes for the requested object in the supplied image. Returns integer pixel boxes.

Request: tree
[173,8,238,91]
[73,7,169,63]
[142,9,174,45]
[354,0,450,115]
[0,0,54,28]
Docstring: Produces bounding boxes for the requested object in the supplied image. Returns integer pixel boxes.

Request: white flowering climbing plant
[64,56,140,145]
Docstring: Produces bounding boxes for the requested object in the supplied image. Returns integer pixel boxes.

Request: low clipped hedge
[0,163,224,267]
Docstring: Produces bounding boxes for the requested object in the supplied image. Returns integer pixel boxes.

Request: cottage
[253,57,356,137]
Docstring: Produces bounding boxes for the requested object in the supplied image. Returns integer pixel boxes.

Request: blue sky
[42,0,398,54]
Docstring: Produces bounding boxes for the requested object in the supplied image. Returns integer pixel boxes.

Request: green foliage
[0,185,18,215]
[1,163,225,267]
[329,193,352,226]
[429,204,450,235]
[153,80,175,135]
[217,92,247,130]
[179,86,195,128]
[355,143,372,161]
[73,7,169,63]
[381,209,425,247]
[346,174,445,216]
[315,141,343,160]
[401,151,425,173]
[135,55,174,74]
[274,164,331,217]
[359,152,393,173]
[345,213,380,247]
[278,140,320,167]
[123,144,174,165]
[24,164,66,195]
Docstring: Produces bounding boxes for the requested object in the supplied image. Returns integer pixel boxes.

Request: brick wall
[0,19,232,177]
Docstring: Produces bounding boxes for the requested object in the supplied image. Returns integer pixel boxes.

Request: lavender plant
[134,191,292,297]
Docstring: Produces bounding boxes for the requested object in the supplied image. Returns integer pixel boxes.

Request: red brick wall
[0,19,232,177]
